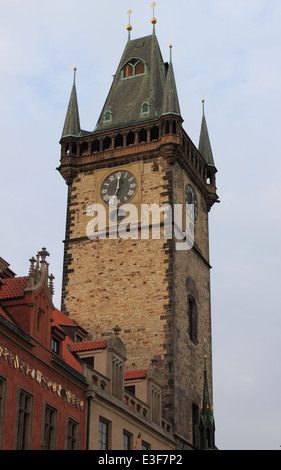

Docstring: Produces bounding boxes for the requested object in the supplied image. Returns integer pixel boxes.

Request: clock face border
[185,183,198,222]
[95,162,143,224]
[100,169,137,206]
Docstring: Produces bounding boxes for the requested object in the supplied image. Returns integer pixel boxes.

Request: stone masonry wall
[61,156,174,374]
[172,161,214,442]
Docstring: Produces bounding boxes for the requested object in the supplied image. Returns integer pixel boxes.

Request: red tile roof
[50,310,84,373]
[125,370,148,381]
[70,340,108,352]
[0,277,28,300]
[52,308,79,327]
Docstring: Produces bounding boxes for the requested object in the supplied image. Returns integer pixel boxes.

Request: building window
[51,337,61,355]
[125,385,135,395]
[103,110,113,123]
[16,388,33,450]
[122,59,147,79]
[66,417,79,450]
[141,102,150,115]
[123,431,132,450]
[142,441,151,450]
[43,404,57,450]
[81,355,95,368]
[188,295,198,344]
[99,418,110,450]
[0,376,6,448]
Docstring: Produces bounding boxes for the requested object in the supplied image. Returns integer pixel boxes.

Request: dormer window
[141,102,151,115]
[51,337,61,355]
[103,110,113,123]
[122,59,147,79]
[51,326,65,356]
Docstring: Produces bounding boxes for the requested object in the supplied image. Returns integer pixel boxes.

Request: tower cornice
[58,117,219,210]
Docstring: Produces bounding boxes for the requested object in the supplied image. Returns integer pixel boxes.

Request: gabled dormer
[0,248,55,348]
[124,358,162,425]
[70,326,127,400]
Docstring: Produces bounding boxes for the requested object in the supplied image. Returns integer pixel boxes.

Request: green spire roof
[62,68,81,138]
[198,100,215,167]
[162,45,181,117]
[199,350,216,450]
[94,33,181,132]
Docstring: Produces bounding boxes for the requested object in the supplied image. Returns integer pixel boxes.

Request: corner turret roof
[162,46,181,117]
[61,68,81,138]
[198,101,215,167]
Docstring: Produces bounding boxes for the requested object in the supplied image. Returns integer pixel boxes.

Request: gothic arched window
[122,59,147,79]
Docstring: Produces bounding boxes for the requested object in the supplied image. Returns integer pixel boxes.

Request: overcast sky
[1,0,281,450]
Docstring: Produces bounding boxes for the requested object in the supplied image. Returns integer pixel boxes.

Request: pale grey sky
[1,0,281,450]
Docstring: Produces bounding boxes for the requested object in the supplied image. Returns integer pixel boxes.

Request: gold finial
[151,2,157,25]
[202,99,205,116]
[127,9,133,35]
[73,67,77,84]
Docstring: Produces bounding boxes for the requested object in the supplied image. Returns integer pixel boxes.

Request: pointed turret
[199,350,216,450]
[61,68,81,138]
[198,100,215,167]
[162,45,181,117]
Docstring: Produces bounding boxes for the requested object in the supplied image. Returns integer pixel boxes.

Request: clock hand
[113,174,121,196]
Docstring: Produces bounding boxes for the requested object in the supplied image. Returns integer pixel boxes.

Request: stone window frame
[15,386,34,450]
[65,415,80,450]
[41,401,58,450]
[99,417,111,450]
[123,429,133,450]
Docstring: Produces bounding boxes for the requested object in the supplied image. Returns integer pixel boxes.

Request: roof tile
[0,277,28,300]
[70,340,108,352]
[125,370,148,381]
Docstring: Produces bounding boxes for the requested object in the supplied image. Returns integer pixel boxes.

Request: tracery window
[122,59,147,79]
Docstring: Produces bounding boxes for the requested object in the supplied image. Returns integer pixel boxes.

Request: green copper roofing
[198,101,215,167]
[61,68,81,138]
[162,46,181,117]
[94,33,181,132]
[199,350,216,449]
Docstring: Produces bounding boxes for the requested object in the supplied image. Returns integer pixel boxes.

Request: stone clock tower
[58,16,219,449]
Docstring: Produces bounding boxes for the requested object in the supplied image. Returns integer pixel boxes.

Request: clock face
[100,170,137,206]
[185,184,198,222]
